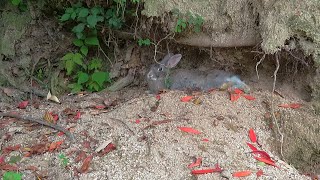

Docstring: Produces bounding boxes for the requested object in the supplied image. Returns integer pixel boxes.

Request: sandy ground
[0,78,312,180]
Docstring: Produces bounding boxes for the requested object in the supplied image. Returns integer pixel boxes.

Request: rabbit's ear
[166,54,182,68]
[161,53,174,64]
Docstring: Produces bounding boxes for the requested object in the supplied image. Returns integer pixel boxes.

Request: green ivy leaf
[85,37,99,46]
[80,45,88,56]
[91,7,103,16]
[65,59,75,75]
[65,8,74,14]
[88,58,102,70]
[77,72,89,84]
[73,39,84,47]
[88,81,100,92]
[87,15,98,28]
[91,71,109,86]
[72,53,84,66]
[11,0,21,6]
[71,11,77,20]
[60,13,71,21]
[78,8,89,18]
[69,83,83,93]
[72,23,85,33]
[76,32,84,39]
[3,171,22,180]
[61,53,74,61]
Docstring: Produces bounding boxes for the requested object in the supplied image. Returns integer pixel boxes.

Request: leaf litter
[0,87,310,179]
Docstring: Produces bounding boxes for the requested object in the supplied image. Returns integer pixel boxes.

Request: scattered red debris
[48,140,64,152]
[94,105,106,109]
[80,155,93,173]
[246,142,258,151]
[0,156,5,164]
[230,93,241,102]
[2,145,21,154]
[98,143,116,157]
[49,112,59,122]
[191,163,222,175]
[135,119,141,124]
[278,103,301,109]
[233,170,252,177]
[18,100,29,109]
[188,157,202,169]
[74,111,81,120]
[255,157,278,168]
[256,169,264,177]
[178,127,201,135]
[248,128,257,143]
[242,94,256,100]
[202,138,209,142]
[156,95,161,100]
[0,164,19,171]
[180,96,193,102]
[75,151,87,163]
[251,150,272,160]
[233,88,244,94]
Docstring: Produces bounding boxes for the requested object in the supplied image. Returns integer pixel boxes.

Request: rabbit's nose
[147,71,157,81]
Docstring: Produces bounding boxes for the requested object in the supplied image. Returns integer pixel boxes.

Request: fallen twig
[0,112,74,141]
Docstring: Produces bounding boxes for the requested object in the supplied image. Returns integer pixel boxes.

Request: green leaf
[65,59,75,75]
[60,13,70,21]
[11,0,21,6]
[91,71,109,86]
[9,155,21,164]
[69,83,83,93]
[88,81,100,92]
[76,32,84,39]
[78,8,89,18]
[3,171,22,180]
[85,37,99,46]
[77,72,89,84]
[72,23,85,33]
[71,11,77,20]
[72,53,83,65]
[80,45,88,56]
[91,7,103,16]
[65,8,74,14]
[87,15,98,28]
[73,39,84,47]
[88,58,102,70]
[61,53,74,61]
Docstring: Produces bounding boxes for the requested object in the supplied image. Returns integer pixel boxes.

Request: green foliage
[10,0,27,11]
[62,53,110,93]
[172,9,204,33]
[138,38,151,46]
[58,154,69,167]
[3,171,22,180]
[59,1,140,93]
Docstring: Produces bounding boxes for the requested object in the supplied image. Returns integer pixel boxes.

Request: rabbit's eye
[158,67,163,71]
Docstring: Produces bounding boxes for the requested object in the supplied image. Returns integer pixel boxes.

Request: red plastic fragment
[233,88,244,94]
[233,170,252,177]
[255,157,278,168]
[256,170,264,177]
[188,157,202,169]
[246,142,258,151]
[18,101,29,109]
[178,127,201,134]
[278,103,301,109]
[180,96,193,102]
[248,128,257,143]
[191,163,222,175]
[242,94,256,100]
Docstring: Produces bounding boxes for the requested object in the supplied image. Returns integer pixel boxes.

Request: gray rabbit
[146,53,250,94]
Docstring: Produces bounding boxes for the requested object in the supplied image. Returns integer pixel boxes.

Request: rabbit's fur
[146,53,250,94]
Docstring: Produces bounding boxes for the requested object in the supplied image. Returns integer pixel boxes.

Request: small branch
[255,54,266,80]
[0,112,74,141]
